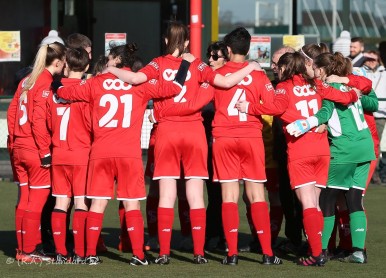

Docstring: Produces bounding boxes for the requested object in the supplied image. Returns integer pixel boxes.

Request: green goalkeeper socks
[322,215,335,249]
[350,211,367,249]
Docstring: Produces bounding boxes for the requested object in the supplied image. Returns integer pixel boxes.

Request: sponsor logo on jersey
[89,226,99,231]
[192,226,201,230]
[162,228,171,232]
[256,230,264,234]
[127,227,135,232]
[229,229,238,233]
[103,79,132,90]
[53,232,61,235]
[42,90,50,98]
[201,82,209,89]
[293,85,316,97]
[198,62,207,71]
[355,228,365,232]
[163,69,191,82]
[149,79,158,85]
[275,88,286,95]
[149,61,159,70]
[265,83,274,91]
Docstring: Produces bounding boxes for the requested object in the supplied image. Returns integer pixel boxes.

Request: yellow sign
[0,31,21,62]
[283,35,305,51]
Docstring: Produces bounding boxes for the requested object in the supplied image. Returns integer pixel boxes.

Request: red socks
[222,202,239,256]
[303,208,322,257]
[51,210,68,255]
[22,211,42,253]
[190,208,206,256]
[86,211,104,256]
[15,208,25,251]
[73,210,88,257]
[158,207,174,256]
[125,210,145,259]
[251,202,273,256]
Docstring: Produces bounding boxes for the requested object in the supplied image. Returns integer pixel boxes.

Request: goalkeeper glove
[286,116,318,137]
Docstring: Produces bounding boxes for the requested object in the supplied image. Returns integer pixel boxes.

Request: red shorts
[265,167,279,192]
[52,165,87,198]
[153,121,208,180]
[12,147,50,188]
[288,155,330,190]
[212,137,266,183]
[86,157,146,200]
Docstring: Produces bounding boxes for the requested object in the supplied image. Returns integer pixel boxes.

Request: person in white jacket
[364,50,386,183]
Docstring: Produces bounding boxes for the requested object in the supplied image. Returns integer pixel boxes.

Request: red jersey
[212,61,275,138]
[139,55,216,123]
[364,112,379,158]
[11,70,53,157]
[246,75,329,161]
[156,82,215,120]
[7,77,27,149]
[47,78,92,165]
[56,72,181,160]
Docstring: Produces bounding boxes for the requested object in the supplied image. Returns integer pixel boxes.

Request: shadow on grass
[0,226,291,265]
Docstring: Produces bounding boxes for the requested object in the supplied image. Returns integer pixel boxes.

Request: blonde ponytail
[20,42,66,101]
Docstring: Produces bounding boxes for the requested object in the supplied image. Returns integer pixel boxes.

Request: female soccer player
[296,52,377,264]
[235,51,363,266]
[106,22,261,265]
[54,43,191,265]
[7,42,66,262]
[47,48,91,263]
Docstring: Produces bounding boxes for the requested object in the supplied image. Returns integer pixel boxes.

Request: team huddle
[6,22,376,267]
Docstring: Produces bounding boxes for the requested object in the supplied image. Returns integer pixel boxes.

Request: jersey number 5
[19,96,28,126]
[99,94,133,128]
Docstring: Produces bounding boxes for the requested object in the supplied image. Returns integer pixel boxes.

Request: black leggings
[320,187,364,217]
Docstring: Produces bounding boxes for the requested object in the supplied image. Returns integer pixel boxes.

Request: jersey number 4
[227,88,247,121]
[99,94,133,128]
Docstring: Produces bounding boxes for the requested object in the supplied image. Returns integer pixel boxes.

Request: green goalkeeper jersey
[314,82,377,164]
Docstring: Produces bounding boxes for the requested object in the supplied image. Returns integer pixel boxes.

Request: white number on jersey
[173,85,187,103]
[19,96,28,126]
[227,88,247,121]
[295,99,318,117]
[56,107,71,140]
[349,101,368,131]
[99,94,133,128]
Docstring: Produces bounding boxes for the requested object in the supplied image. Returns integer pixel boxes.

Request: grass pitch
[0,181,385,277]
